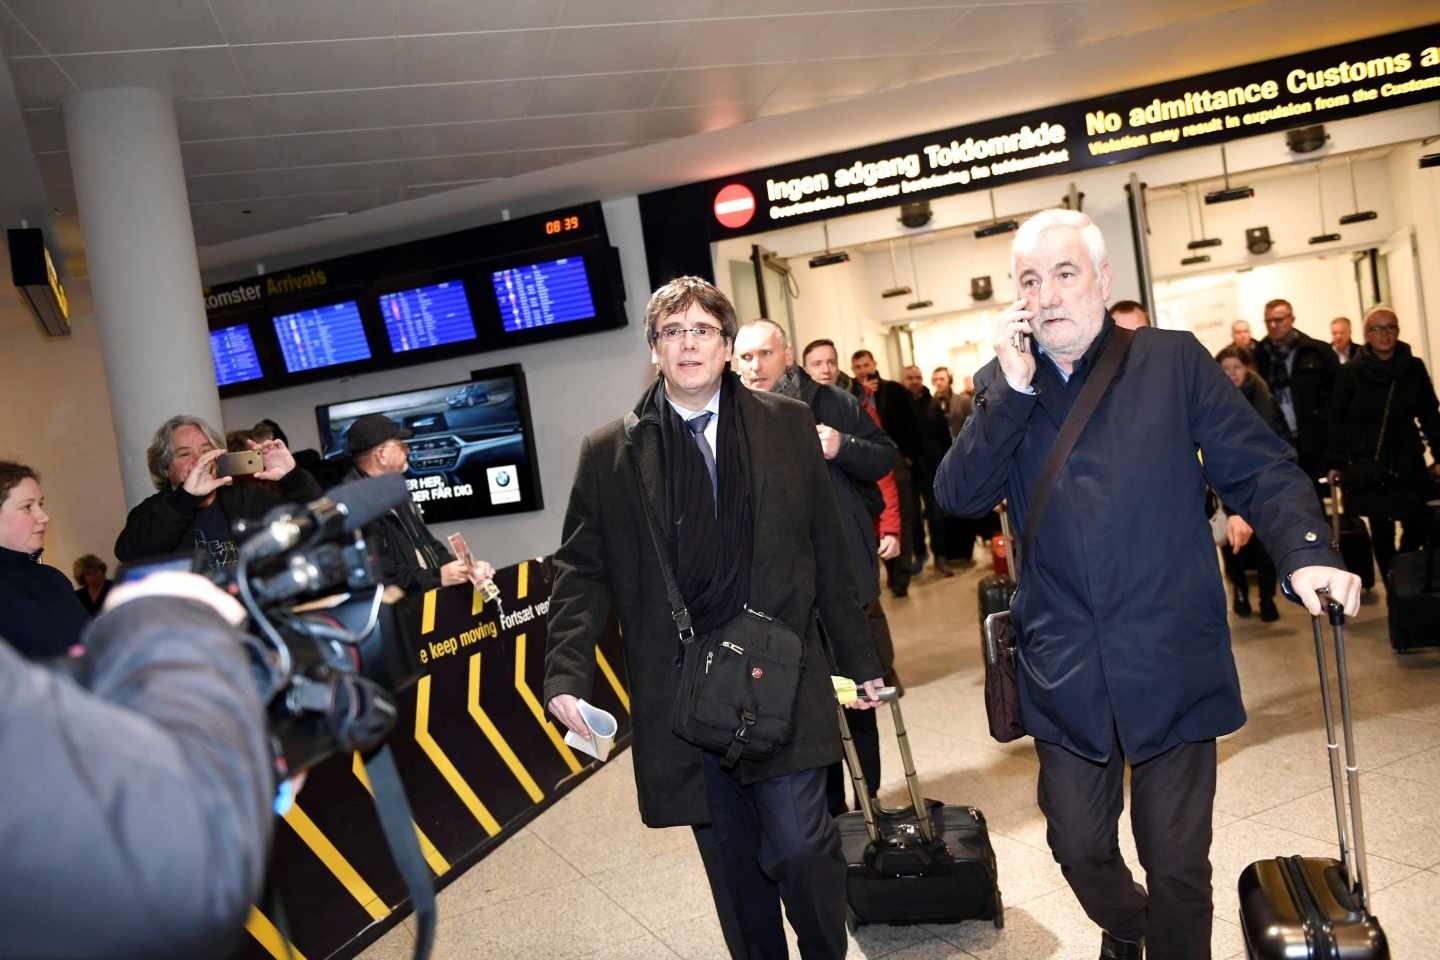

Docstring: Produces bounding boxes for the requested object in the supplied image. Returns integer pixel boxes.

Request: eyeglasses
[655,324,724,343]
[1366,324,1398,334]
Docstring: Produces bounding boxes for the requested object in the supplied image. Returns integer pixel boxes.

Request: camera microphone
[240,473,409,562]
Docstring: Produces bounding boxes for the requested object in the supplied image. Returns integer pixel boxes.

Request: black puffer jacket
[1330,341,1440,491]
[0,597,273,959]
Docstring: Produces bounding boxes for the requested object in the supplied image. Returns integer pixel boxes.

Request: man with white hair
[936,209,1360,960]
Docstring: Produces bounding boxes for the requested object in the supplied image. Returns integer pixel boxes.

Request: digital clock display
[544,214,581,236]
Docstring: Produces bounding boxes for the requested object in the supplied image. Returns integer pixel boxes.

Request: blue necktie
[686,412,718,512]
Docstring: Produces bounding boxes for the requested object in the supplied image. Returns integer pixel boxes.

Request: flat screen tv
[378,280,478,353]
[314,364,543,523]
[491,255,598,333]
[272,300,372,373]
[209,323,264,386]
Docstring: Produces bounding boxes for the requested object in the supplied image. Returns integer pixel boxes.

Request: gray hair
[1361,304,1397,328]
[1011,208,1108,280]
[644,276,738,345]
[146,415,225,490]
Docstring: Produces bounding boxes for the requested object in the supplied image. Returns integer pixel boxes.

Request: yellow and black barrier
[235,557,629,960]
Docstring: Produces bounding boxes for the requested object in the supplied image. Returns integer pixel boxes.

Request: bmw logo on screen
[487,465,521,505]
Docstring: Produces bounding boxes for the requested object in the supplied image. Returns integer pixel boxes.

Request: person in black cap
[344,413,494,593]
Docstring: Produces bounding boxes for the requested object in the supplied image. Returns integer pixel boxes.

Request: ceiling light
[905,240,931,311]
[975,190,1018,238]
[1337,155,1376,225]
[809,222,850,268]
[1420,153,1440,169]
[1181,254,1212,265]
[1181,184,1222,260]
[1204,145,1253,204]
[881,240,911,298]
[1308,166,1341,245]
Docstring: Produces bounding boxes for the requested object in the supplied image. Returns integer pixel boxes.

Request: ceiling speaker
[1246,226,1273,255]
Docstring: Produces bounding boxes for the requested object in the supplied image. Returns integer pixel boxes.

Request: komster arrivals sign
[649,24,1440,242]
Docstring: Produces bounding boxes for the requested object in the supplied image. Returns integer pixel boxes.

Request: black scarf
[1258,329,1300,397]
[642,371,754,636]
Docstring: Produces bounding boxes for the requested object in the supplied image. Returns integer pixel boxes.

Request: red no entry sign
[713,183,756,229]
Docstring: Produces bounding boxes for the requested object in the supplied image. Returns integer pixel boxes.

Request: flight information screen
[378,281,477,353]
[210,324,264,386]
[491,256,597,333]
[272,301,372,373]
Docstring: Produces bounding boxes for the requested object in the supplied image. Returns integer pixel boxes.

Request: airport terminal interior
[3,1,1440,959]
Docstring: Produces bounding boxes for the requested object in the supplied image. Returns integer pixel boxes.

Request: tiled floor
[363,553,1440,959]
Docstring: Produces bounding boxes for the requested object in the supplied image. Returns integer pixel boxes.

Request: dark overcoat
[1254,329,1339,476]
[936,320,1339,764]
[544,377,882,827]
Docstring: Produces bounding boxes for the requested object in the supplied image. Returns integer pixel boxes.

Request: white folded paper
[563,699,618,762]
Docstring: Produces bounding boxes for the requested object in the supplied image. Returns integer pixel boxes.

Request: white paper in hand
[563,699,618,762]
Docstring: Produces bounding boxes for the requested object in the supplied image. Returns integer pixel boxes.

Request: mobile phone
[216,450,263,477]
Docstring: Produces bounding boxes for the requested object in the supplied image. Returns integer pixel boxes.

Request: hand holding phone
[216,450,263,478]
[994,298,1038,392]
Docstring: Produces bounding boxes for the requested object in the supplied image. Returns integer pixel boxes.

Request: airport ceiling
[1,0,1437,278]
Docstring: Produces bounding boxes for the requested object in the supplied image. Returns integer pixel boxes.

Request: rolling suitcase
[977,507,1017,633]
[1237,591,1389,959]
[1386,546,1440,652]
[1323,473,1376,591]
[835,693,1003,929]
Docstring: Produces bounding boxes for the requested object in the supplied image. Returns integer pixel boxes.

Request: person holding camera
[0,571,274,959]
[115,415,322,569]
[343,413,495,592]
[0,461,90,659]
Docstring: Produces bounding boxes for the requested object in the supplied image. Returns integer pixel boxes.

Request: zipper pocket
[743,604,778,623]
[705,650,713,674]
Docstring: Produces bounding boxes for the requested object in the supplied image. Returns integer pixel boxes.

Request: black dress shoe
[1260,597,1280,622]
[934,559,955,578]
[1233,594,1251,617]
[1100,932,1144,959]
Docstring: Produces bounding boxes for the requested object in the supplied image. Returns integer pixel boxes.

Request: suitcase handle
[833,696,937,845]
[1309,587,1373,912]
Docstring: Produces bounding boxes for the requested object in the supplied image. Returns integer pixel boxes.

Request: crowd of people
[1213,300,1440,603]
[2,202,1431,960]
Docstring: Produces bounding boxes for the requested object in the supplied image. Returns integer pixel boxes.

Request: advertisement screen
[315,365,542,523]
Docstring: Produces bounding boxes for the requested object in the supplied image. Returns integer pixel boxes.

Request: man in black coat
[735,318,901,814]
[902,364,957,576]
[115,415,322,568]
[545,278,884,960]
[936,209,1360,960]
[1254,299,1340,481]
[851,349,921,596]
[341,413,495,593]
[1329,306,1440,578]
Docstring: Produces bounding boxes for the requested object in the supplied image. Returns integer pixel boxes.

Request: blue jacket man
[935,208,1360,960]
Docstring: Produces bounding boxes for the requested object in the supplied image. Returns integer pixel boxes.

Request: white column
[64,87,220,506]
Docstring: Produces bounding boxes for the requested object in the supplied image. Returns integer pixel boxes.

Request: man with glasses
[1330,306,1440,579]
[344,413,493,592]
[545,277,884,960]
[1254,298,1339,480]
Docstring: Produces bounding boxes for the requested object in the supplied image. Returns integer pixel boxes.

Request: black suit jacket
[544,375,880,827]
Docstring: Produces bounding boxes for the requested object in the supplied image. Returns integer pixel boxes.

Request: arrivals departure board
[492,257,597,333]
[379,281,477,353]
[210,324,264,386]
[272,301,372,373]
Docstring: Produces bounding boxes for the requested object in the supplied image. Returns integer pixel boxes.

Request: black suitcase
[1324,474,1376,590]
[1386,546,1440,652]
[977,507,1017,633]
[1237,592,1389,958]
[834,695,1003,929]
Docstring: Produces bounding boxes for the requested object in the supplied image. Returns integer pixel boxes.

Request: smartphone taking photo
[216,451,263,477]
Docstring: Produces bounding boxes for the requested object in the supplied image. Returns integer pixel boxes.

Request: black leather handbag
[633,464,804,769]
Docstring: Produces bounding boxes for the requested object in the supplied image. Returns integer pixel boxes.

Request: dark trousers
[693,755,847,960]
[1221,540,1277,602]
[885,460,915,593]
[1369,513,1425,582]
[1035,734,1217,959]
[915,464,948,566]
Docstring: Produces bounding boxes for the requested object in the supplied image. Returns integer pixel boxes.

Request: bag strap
[365,745,436,960]
[629,455,695,645]
[1372,380,1396,463]
[1020,326,1135,567]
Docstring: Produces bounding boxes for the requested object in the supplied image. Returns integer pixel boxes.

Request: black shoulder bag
[632,464,806,769]
[984,327,1134,742]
